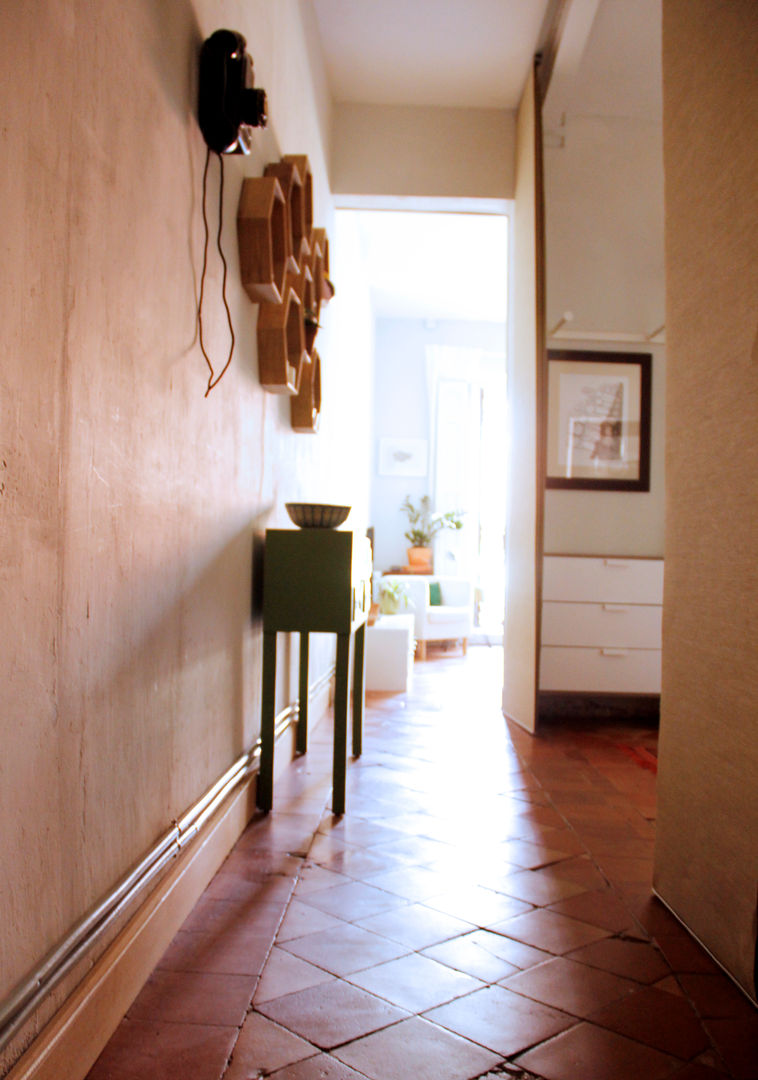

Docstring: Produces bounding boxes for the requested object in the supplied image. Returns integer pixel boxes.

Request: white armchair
[377,575,474,660]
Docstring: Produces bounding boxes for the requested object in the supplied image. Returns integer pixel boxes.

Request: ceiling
[311,0,661,325]
[310,0,551,109]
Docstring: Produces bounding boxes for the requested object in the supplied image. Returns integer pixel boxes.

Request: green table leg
[297,632,309,754]
[352,621,365,758]
[257,631,277,812]
[332,632,351,815]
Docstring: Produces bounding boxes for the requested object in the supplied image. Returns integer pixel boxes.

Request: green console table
[258,528,372,814]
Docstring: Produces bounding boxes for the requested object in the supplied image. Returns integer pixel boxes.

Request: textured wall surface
[655,0,758,999]
[0,0,372,1060]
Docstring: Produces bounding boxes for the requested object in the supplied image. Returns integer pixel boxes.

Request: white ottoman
[365,614,415,692]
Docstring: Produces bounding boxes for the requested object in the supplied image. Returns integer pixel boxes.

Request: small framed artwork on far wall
[545,350,652,492]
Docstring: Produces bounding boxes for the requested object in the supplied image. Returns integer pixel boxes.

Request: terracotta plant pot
[407,546,432,572]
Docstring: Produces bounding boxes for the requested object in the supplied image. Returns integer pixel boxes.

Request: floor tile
[702,1014,758,1080]
[420,933,520,983]
[126,969,256,1027]
[254,945,335,1003]
[589,985,710,1059]
[347,951,485,1012]
[333,1015,501,1080]
[299,879,407,921]
[276,897,347,941]
[279,921,409,975]
[677,972,758,1019]
[423,884,533,926]
[86,1018,238,1080]
[356,901,476,949]
[224,1012,316,1079]
[155,926,272,976]
[500,868,589,907]
[267,1053,368,1079]
[548,888,640,934]
[503,956,639,1018]
[568,935,671,983]
[257,976,408,1048]
[293,862,353,896]
[491,908,612,954]
[515,1020,682,1080]
[363,864,459,901]
[424,984,575,1056]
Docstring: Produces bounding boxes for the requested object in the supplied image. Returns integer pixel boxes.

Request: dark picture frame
[545,350,651,491]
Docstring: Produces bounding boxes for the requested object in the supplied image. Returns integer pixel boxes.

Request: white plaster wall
[331,103,516,199]
[0,0,372,1056]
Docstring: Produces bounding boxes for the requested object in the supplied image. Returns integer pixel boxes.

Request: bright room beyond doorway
[336,207,509,644]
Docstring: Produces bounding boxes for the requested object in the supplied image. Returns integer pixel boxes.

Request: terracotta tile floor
[88,646,757,1080]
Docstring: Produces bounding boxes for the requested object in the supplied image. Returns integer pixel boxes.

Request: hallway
[88,647,756,1080]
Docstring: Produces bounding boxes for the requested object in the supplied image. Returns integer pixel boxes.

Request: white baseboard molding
[6,682,331,1080]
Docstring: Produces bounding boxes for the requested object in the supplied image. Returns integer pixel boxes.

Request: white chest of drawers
[539,556,663,694]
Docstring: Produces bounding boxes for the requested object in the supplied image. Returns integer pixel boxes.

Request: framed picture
[378,437,428,477]
[545,350,651,491]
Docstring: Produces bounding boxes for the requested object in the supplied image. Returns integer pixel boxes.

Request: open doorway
[335,207,509,646]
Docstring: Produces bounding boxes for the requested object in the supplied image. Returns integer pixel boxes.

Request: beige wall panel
[332,103,516,199]
[656,0,758,1000]
[502,69,539,733]
[0,0,372,1059]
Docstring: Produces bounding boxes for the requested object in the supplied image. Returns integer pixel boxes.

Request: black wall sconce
[198,29,267,154]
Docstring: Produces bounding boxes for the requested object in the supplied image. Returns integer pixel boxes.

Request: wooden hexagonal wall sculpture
[291,349,321,433]
[257,279,307,394]
[282,154,313,264]
[310,227,335,305]
[237,176,287,304]
[264,159,303,274]
[289,262,319,356]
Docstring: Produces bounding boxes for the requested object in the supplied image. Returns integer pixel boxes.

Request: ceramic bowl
[285,503,351,529]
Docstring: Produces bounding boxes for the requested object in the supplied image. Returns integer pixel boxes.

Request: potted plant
[378,578,411,615]
[400,495,463,572]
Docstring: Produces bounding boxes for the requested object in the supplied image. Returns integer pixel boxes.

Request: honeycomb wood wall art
[237,154,333,431]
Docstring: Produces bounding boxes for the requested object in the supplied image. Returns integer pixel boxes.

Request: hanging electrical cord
[197,146,236,396]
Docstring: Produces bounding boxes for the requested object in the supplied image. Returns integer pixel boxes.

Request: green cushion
[429,581,442,606]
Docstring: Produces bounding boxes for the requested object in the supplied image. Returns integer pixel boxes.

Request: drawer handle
[603,604,630,613]
[601,648,629,658]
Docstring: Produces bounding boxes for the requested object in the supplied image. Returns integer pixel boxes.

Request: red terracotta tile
[492,908,612,954]
[254,946,334,1003]
[257,979,408,1048]
[503,956,639,1018]
[280,921,409,975]
[702,1015,758,1080]
[424,984,575,1056]
[86,1018,237,1080]
[348,951,484,1011]
[267,1052,369,1079]
[677,972,758,1019]
[356,901,475,949]
[516,1020,682,1080]
[568,936,671,983]
[276,898,346,941]
[225,1012,316,1079]
[155,927,271,976]
[499,868,588,907]
[548,888,640,934]
[333,1015,501,1080]
[590,985,710,1058]
[299,880,407,921]
[127,969,256,1027]
[420,932,520,983]
[424,884,533,925]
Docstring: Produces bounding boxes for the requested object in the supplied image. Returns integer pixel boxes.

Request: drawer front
[543,556,663,604]
[541,601,662,649]
[540,646,661,693]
